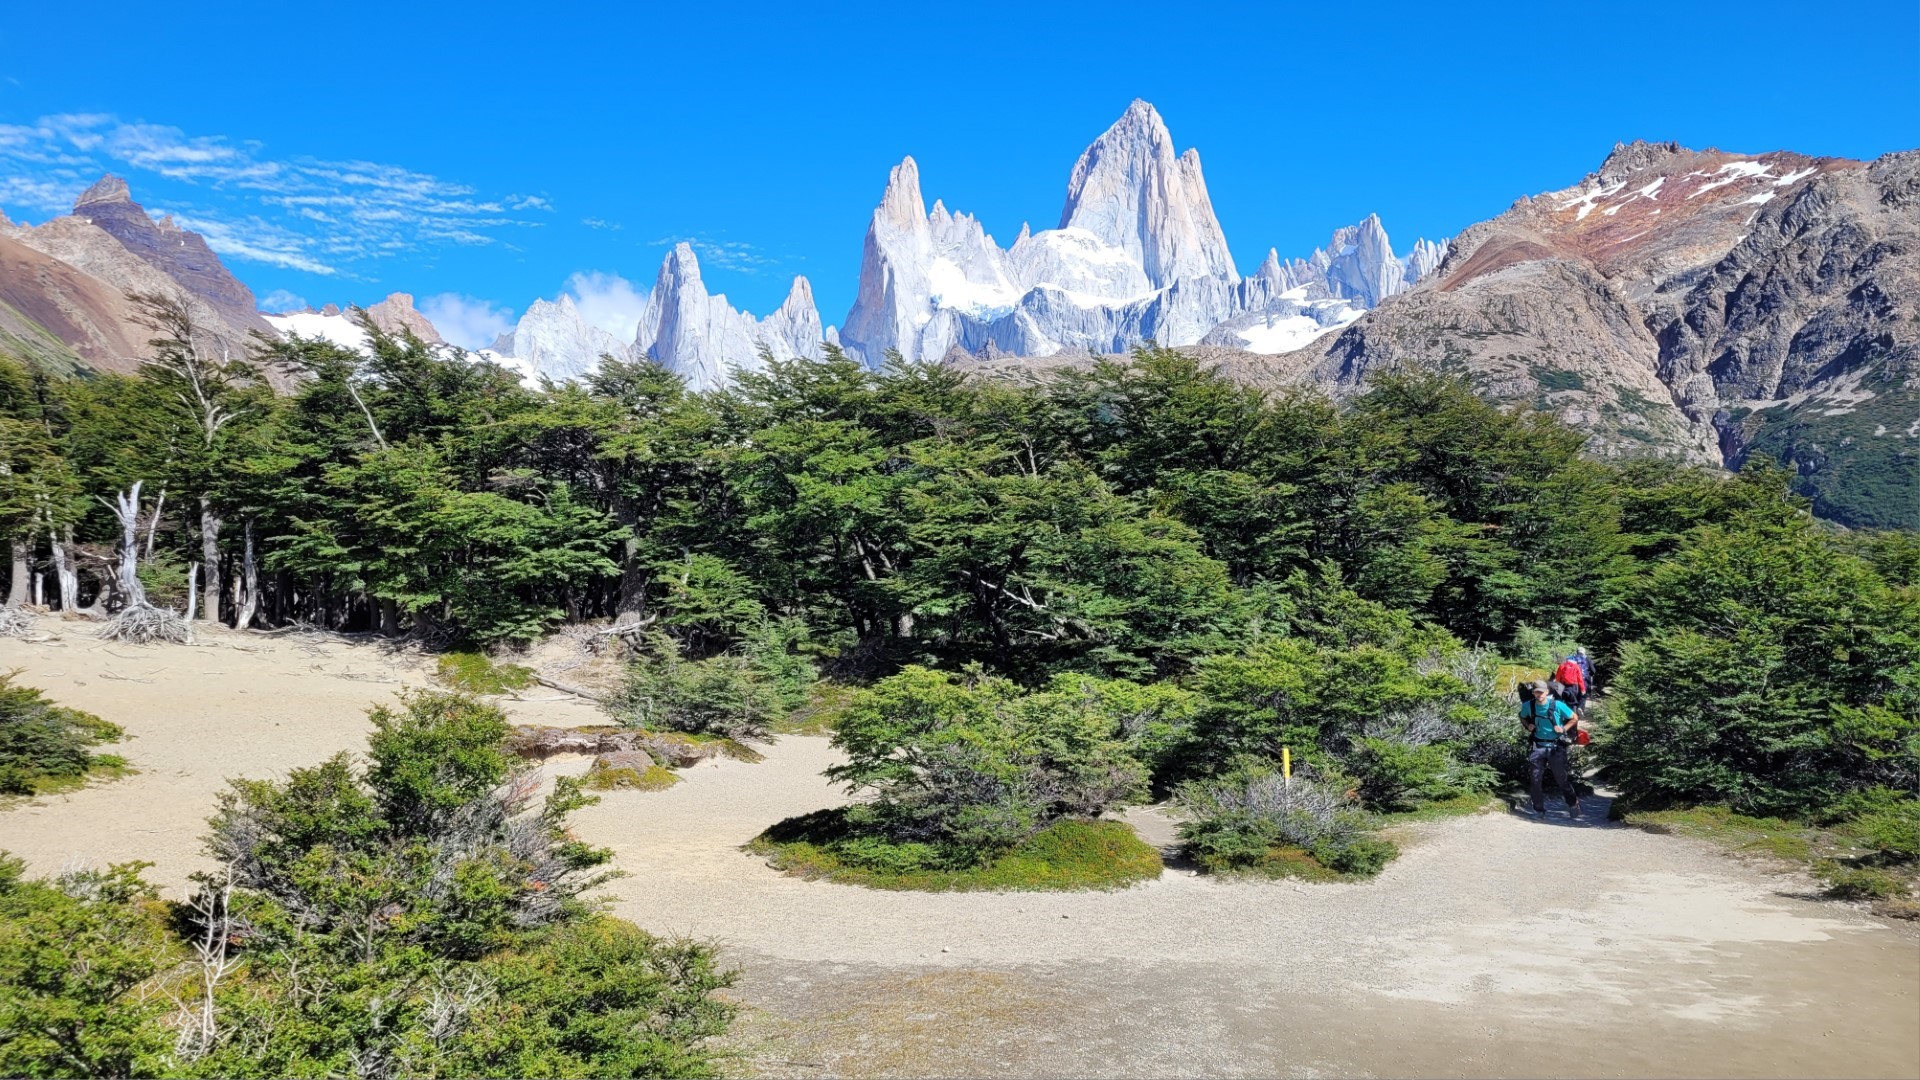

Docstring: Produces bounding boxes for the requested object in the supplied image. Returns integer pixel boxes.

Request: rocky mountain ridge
[1273,141,1917,526]
[836,101,1446,368]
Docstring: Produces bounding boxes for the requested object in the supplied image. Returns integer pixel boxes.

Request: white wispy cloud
[647,235,782,274]
[421,293,516,351]
[0,113,553,276]
[581,217,622,231]
[563,271,649,341]
[257,288,309,313]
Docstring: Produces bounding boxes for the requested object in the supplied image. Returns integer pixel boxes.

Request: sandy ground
[3,623,1917,1078]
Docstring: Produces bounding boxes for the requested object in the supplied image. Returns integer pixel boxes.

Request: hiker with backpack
[1521,681,1582,818]
[1554,654,1589,708]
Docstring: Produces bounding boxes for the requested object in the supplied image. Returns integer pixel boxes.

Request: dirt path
[0,623,603,890]
[575,739,1920,1078]
[2,627,1915,1078]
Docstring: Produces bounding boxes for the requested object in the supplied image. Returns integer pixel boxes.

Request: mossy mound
[748,810,1162,892]
[586,761,681,792]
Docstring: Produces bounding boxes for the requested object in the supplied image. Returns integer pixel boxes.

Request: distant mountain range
[0,104,1912,526]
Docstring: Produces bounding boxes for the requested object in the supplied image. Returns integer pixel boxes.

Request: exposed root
[0,607,36,638]
[98,604,193,645]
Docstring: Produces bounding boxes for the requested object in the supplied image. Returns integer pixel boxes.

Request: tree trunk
[612,527,649,627]
[32,571,43,608]
[6,534,28,610]
[186,561,199,622]
[51,528,86,616]
[144,486,165,562]
[378,597,400,637]
[115,483,149,609]
[234,521,260,630]
[200,498,221,623]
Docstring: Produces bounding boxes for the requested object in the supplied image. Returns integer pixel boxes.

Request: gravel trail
[576,737,1920,1078]
[4,628,1914,1078]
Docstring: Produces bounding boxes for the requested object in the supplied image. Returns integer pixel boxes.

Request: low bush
[826,666,1147,859]
[1818,863,1912,901]
[0,855,181,1079]
[433,651,536,694]
[608,622,814,741]
[0,691,740,1078]
[750,811,1161,892]
[1175,768,1398,879]
[0,672,125,795]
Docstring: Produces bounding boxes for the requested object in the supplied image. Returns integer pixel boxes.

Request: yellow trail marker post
[1282,746,1291,788]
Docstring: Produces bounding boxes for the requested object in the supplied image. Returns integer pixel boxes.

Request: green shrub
[1314,836,1399,877]
[1818,862,1912,901]
[1602,516,1920,818]
[433,651,536,694]
[1508,625,1584,674]
[206,690,613,959]
[0,672,124,795]
[1176,768,1396,879]
[0,855,181,1079]
[826,666,1147,857]
[608,624,814,741]
[172,690,737,1075]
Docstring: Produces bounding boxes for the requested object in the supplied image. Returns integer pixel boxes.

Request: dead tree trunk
[6,534,28,609]
[116,483,149,609]
[144,486,165,562]
[199,497,221,623]
[50,526,88,617]
[234,520,260,630]
[100,482,189,643]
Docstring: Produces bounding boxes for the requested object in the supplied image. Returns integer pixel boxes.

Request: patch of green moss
[586,762,681,792]
[434,652,536,694]
[749,811,1162,892]
[1621,805,1814,862]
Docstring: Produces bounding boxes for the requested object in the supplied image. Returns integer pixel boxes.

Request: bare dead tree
[132,292,258,625]
[234,521,260,630]
[99,481,190,643]
[171,868,240,1064]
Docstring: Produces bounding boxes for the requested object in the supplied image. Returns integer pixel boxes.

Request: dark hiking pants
[1528,742,1576,812]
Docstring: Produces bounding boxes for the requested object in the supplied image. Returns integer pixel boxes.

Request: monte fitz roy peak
[487,99,1446,388]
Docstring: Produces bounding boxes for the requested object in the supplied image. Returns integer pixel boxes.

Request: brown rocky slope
[1278,142,1918,527]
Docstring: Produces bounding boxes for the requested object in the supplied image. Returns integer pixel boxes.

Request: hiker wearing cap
[1573,648,1595,692]
[1521,682,1581,818]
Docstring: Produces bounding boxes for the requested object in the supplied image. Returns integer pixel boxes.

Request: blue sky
[3,0,1915,348]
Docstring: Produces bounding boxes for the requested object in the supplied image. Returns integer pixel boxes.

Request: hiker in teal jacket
[1521,682,1581,817]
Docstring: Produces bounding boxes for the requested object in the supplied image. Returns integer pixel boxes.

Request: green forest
[0,304,1915,1076]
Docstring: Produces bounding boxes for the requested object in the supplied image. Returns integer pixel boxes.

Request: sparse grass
[1621,806,1814,863]
[1622,804,1920,910]
[749,810,1163,892]
[434,651,535,694]
[1376,792,1502,823]
[1196,843,1345,882]
[1529,365,1586,393]
[774,681,857,735]
[672,730,766,763]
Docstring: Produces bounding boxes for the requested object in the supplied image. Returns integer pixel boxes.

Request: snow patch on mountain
[840,102,1446,368]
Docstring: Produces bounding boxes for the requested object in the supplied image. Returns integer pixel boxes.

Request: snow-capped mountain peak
[1057,99,1237,289]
